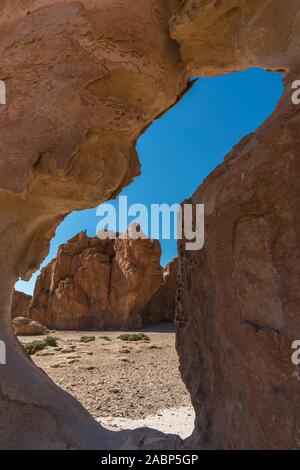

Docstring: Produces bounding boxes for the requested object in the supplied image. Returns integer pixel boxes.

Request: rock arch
[0,0,299,449]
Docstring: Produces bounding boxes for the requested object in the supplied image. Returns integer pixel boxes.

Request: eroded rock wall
[28,231,163,330]
[176,74,300,449]
[11,290,31,319]
[142,258,178,324]
[170,0,300,76]
[171,0,300,450]
[0,0,186,450]
[0,0,187,284]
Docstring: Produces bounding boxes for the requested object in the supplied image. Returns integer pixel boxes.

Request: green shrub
[117,333,150,342]
[98,336,111,342]
[79,336,96,343]
[25,340,46,355]
[45,336,58,347]
[25,336,57,355]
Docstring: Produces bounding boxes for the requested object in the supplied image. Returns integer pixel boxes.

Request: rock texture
[11,290,31,319]
[142,258,178,324]
[176,78,300,449]
[12,317,47,336]
[0,0,299,451]
[0,0,186,451]
[177,83,300,448]
[28,231,163,330]
[170,0,300,76]
[171,0,300,450]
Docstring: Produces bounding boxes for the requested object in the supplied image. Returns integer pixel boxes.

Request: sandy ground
[19,323,193,437]
[97,406,195,439]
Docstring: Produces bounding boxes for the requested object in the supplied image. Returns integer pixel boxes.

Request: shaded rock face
[176,75,300,449]
[11,291,31,319]
[12,317,47,336]
[171,0,300,450]
[28,231,163,330]
[142,258,178,324]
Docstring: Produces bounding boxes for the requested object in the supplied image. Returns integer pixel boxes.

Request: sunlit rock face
[0,0,187,283]
[0,0,186,451]
[170,0,300,76]
[28,231,163,330]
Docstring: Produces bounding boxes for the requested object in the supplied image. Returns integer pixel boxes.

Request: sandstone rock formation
[11,290,31,319]
[0,0,299,451]
[176,78,300,449]
[12,317,47,336]
[172,1,300,450]
[170,0,300,75]
[0,0,187,451]
[28,230,163,330]
[142,258,178,324]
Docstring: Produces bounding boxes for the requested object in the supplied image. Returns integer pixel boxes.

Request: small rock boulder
[12,317,47,336]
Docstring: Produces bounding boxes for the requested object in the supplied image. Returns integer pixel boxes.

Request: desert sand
[98,406,195,440]
[19,323,193,438]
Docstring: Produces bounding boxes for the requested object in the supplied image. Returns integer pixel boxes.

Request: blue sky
[16,68,283,295]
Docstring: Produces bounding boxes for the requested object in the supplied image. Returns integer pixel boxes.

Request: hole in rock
[14,68,283,438]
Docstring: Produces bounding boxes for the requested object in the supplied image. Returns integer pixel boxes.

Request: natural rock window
[0,0,298,451]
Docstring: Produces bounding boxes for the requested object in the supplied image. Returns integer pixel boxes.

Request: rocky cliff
[28,230,163,330]
[172,0,300,450]
[142,258,178,324]
[11,291,31,319]
[176,83,300,448]
[0,0,186,451]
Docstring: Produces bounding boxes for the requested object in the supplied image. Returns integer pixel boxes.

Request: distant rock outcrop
[11,291,31,319]
[28,230,164,330]
[142,258,178,324]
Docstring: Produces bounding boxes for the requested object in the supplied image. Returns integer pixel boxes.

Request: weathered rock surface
[170,0,300,76]
[12,317,47,336]
[176,75,300,449]
[142,258,178,324]
[0,0,299,451]
[171,0,300,451]
[0,0,186,451]
[28,230,163,330]
[11,290,31,319]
